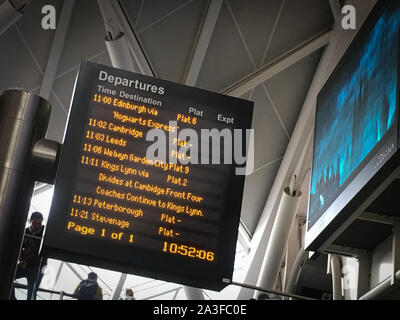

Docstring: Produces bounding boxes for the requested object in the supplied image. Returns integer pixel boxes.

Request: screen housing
[305,0,400,251]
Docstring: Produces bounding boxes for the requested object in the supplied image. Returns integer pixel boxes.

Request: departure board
[43,61,254,291]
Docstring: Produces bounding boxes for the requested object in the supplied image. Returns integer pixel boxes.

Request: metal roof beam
[111,273,127,300]
[65,262,84,281]
[223,30,333,97]
[184,0,223,86]
[39,0,75,100]
[98,0,120,40]
[110,0,155,77]
[329,0,343,25]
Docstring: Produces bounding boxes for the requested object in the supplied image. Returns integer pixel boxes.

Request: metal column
[98,0,136,72]
[0,90,51,299]
[112,273,127,300]
[183,286,205,300]
[328,254,343,300]
[285,249,308,297]
[254,186,302,298]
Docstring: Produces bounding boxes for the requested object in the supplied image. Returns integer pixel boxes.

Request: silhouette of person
[11,212,47,300]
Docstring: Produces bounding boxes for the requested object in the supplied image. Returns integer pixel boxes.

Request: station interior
[1,0,399,301]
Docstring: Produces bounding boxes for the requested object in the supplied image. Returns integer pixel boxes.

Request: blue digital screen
[309,5,400,229]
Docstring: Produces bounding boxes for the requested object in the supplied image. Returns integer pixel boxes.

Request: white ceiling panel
[52,68,77,113]
[15,0,62,72]
[264,0,333,65]
[196,1,254,92]
[137,0,208,83]
[227,0,283,67]
[135,0,193,33]
[119,0,143,29]
[265,48,324,136]
[251,85,289,169]
[90,50,112,68]
[57,0,107,76]
[0,27,43,91]
[240,158,282,236]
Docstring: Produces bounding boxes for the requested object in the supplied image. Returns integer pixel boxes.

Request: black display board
[43,61,253,291]
[305,0,400,251]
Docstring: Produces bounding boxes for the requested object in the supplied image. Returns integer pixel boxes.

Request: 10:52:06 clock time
[162,241,215,262]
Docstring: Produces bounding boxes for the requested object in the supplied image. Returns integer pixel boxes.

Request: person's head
[29,212,43,231]
[257,293,270,300]
[125,289,134,297]
[88,272,98,282]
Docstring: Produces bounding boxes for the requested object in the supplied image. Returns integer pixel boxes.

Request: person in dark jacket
[73,272,103,300]
[11,212,47,300]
